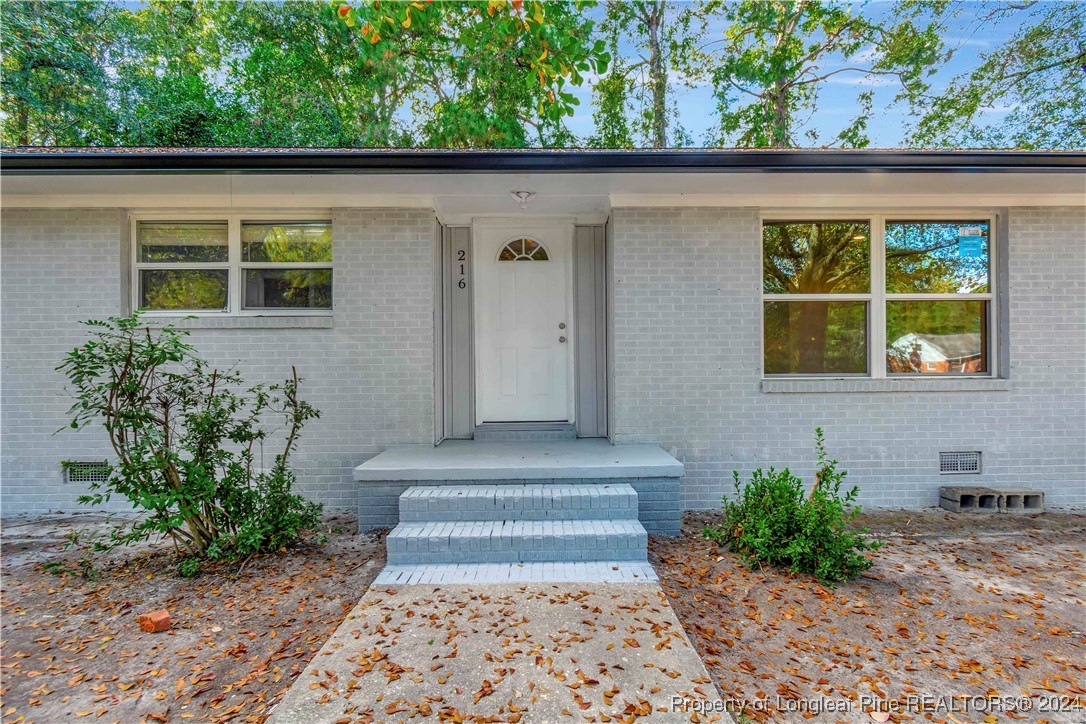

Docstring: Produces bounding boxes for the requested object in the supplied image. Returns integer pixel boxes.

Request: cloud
[941,35,992,49]
[848,46,883,64]
[824,74,899,87]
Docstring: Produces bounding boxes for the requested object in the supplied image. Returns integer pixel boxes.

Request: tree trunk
[645,1,668,148]
[16,102,30,146]
[795,300,829,373]
[767,0,803,148]
[770,83,790,148]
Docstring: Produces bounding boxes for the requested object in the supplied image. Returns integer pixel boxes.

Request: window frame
[760,211,999,380]
[131,211,333,317]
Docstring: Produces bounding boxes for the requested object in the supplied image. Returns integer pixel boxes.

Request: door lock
[559,336,567,343]
[558,323,566,329]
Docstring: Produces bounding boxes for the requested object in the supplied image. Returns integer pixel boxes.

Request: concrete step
[386,519,648,565]
[398,483,638,522]
[374,561,658,585]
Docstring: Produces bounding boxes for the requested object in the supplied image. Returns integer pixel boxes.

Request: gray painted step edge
[374,561,659,585]
[399,483,638,522]
[386,519,648,565]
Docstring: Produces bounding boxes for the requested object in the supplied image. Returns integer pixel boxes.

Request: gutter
[1,149,1085,174]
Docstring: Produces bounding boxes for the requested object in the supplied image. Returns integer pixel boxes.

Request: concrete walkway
[269,584,726,723]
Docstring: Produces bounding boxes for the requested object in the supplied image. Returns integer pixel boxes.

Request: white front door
[475,223,573,424]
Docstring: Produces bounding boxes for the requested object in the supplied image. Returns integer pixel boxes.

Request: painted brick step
[398,483,638,522]
[386,519,648,565]
[375,561,659,585]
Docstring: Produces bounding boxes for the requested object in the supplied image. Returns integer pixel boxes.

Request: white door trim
[473,219,576,425]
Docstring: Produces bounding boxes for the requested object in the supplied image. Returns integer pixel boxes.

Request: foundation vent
[64,461,110,484]
[939,451,981,475]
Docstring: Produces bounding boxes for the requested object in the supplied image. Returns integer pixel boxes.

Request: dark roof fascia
[1,149,1084,174]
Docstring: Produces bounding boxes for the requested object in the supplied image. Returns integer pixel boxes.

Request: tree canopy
[1,0,1081,149]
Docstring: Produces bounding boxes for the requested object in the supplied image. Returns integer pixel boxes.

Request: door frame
[471,217,577,426]
[435,216,609,441]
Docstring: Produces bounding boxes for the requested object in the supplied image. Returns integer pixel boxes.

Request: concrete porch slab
[353,439,684,482]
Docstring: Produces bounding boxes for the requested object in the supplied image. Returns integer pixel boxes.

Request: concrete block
[940,485,1046,514]
[999,488,1045,514]
[941,486,995,513]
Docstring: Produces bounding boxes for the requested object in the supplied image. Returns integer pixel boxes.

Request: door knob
[559,336,567,343]
[558,323,566,329]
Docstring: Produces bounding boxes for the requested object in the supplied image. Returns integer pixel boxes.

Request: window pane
[140,269,228,310]
[499,238,549,261]
[244,269,332,309]
[242,223,332,263]
[886,221,989,293]
[887,300,988,374]
[763,222,870,294]
[138,222,228,263]
[764,301,868,375]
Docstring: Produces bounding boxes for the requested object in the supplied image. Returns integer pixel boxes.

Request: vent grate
[65,461,110,484]
[939,451,981,475]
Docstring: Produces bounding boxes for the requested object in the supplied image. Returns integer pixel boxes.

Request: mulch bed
[1,512,385,724]
[650,509,1086,723]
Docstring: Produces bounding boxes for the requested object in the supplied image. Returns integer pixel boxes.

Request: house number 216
[456,249,467,289]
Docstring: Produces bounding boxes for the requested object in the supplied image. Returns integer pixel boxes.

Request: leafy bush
[177,558,201,578]
[703,429,881,585]
[58,313,323,562]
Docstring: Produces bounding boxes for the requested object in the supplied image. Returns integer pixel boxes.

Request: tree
[908,1,1086,149]
[109,0,244,147]
[1,1,116,146]
[218,2,413,147]
[690,0,943,148]
[332,0,610,147]
[588,1,696,148]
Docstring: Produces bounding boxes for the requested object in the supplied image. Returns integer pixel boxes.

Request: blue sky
[563,1,1024,147]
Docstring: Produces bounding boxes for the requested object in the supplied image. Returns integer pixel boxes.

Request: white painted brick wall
[1,208,435,514]
[4,204,1083,515]
[610,206,1086,510]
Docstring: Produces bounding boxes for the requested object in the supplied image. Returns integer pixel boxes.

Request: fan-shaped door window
[498,238,550,261]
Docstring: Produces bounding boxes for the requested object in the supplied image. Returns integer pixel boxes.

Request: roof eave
[1,149,1084,174]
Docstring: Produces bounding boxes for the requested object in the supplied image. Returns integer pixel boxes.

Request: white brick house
[2,148,1084,539]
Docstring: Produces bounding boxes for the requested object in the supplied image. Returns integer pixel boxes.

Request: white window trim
[759,211,999,381]
[130,211,333,317]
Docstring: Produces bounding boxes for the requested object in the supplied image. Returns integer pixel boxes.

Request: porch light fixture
[510,191,536,209]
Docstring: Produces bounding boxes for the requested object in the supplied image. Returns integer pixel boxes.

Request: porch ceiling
[353,439,684,482]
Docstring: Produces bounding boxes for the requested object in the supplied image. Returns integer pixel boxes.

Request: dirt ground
[650,509,1086,723]
[1,512,385,724]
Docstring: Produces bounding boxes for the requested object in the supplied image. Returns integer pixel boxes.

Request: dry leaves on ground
[651,510,1086,723]
[1,514,384,724]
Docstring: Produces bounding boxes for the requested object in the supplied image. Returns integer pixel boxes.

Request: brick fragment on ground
[138,608,171,632]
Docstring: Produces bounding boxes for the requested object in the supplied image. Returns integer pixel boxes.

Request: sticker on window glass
[957,226,985,258]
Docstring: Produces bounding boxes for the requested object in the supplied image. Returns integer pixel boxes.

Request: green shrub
[57,312,323,563]
[703,429,881,585]
[177,558,201,578]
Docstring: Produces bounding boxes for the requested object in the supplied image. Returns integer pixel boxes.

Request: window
[498,238,549,261]
[242,223,332,309]
[134,217,332,314]
[137,222,229,311]
[884,221,989,375]
[762,216,995,378]
[763,221,871,375]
